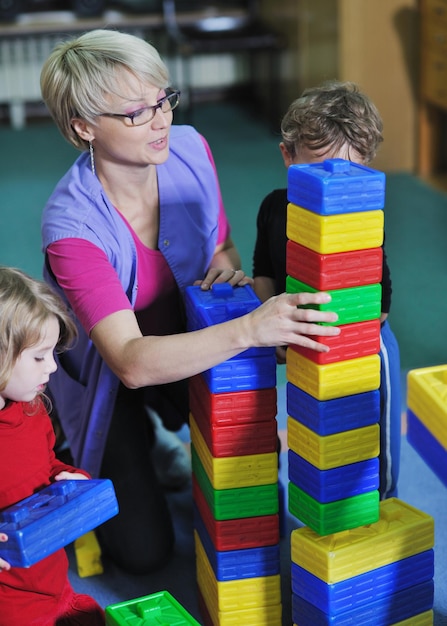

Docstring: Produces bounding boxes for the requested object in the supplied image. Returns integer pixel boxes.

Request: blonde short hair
[40,29,170,150]
[0,266,76,392]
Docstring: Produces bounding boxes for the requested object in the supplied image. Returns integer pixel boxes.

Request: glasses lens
[161,91,180,114]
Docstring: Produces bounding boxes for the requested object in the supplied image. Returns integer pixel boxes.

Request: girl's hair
[281,80,383,164]
[0,266,77,393]
[40,29,170,150]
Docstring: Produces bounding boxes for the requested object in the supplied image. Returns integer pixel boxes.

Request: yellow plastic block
[291,498,434,583]
[195,531,282,613]
[287,350,380,401]
[286,203,384,254]
[287,417,379,470]
[74,530,103,578]
[190,415,278,490]
[407,365,447,447]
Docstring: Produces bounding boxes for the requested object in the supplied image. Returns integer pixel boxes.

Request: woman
[40,29,340,574]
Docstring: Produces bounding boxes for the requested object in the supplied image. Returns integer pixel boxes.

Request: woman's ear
[279,142,294,168]
[71,117,94,143]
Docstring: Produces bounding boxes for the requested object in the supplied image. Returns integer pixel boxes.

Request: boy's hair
[281,80,383,164]
[40,29,170,151]
[0,266,77,392]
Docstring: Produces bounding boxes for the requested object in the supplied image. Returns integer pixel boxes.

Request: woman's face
[89,71,174,169]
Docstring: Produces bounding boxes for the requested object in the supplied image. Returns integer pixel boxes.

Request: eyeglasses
[99,89,180,127]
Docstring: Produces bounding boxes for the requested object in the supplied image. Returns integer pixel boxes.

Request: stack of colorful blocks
[285,158,434,624]
[407,364,447,487]
[185,283,282,626]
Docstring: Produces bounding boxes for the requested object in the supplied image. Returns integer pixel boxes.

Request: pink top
[47,135,230,336]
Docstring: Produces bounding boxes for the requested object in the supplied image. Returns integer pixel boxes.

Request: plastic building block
[190,416,278,490]
[407,409,447,488]
[201,353,277,393]
[291,550,434,615]
[286,204,384,254]
[391,611,434,625]
[288,450,379,503]
[195,530,282,612]
[189,373,277,424]
[287,350,380,401]
[194,511,280,581]
[290,498,434,584]
[185,283,274,360]
[192,456,279,521]
[287,159,386,215]
[287,384,380,435]
[289,319,381,365]
[197,586,282,626]
[105,590,200,626]
[193,491,279,551]
[286,240,383,290]
[287,417,379,470]
[291,579,434,626]
[74,530,103,578]
[288,482,379,536]
[407,364,447,447]
[0,479,118,567]
[192,406,277,457]
[286,276,381,326]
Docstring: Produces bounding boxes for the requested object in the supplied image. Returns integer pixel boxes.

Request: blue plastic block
[202,353,277,393]
[287,159,386,215]
[292,579,434,625]
[287,384,380,435]
[291,550,434,615]
[407,409,447,488]
[0,479,118,567]
[194,508,280,581]
[288,450,379,503]
[185,283,275,360]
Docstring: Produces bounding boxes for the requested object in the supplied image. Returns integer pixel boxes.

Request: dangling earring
[89,140,96,176]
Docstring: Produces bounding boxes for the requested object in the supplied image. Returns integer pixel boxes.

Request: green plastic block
[105,590,200,625]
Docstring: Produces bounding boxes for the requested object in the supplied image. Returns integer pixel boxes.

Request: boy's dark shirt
[253,188,392,314]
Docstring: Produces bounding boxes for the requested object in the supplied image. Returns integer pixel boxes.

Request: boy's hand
[54,471,88,481]
[0,534,11,572]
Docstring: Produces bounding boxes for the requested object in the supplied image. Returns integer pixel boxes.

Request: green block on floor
[105,590,200,625]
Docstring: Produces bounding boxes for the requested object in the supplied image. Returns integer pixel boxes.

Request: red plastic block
[189,374,277,426]
[286,240,383,290]
[192,407,277,458]
[193,477,280,551]
[290,319,381,365]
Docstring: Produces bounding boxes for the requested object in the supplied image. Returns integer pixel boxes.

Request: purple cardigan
[41,125,220,476]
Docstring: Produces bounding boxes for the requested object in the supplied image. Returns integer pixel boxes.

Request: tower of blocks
[185,283,282,626]
[285,159,435,624]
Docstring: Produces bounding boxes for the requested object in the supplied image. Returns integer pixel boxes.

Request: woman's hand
[0,534,10,572]
[194,267,253,290]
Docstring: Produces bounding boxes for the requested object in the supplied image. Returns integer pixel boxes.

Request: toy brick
[391,611,434,625]
[194,511,280,581]
[192,407,277,457]
[185,283,275,361]
[290,498,434,584]
[286,350,380,401]
[74,530,103,578]
[190,416,278,490]
[197,586,282,626]
[291,550,434,615]
[286,240,383,290]
[291,579,434,626]
[287,417,379,470]
[201,353,277,393]
[286,276,381,326]
[0,479,118,568]
[407,364,447,448]
[288,482,379,535]
[289,319,381,365]
[195,531,282,612]
[287,159,386,216]
[407,409,447,488]
[286,204,384,254]
[189,373,277,424]
[288,450,379,503]
[286,384,380,435]
[192,454,279,521]
[193,490,279,552]
[105,590,200,626]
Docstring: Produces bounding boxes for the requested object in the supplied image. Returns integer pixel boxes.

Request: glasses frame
[99,89,181,126]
